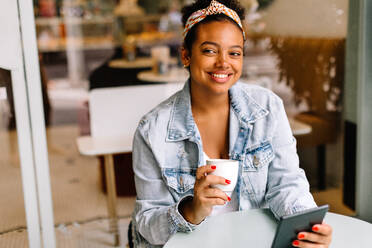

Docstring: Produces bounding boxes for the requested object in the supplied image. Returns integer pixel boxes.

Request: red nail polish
[211,165,216,169]
[298,234,305,239]
[312,226,319,232]
[227,196,231,201]
[225,179,231,184]
[292,240,299,246]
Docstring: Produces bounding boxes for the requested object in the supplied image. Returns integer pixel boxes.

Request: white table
[289,118,312,136]
[164,209,372,248]
[76,135,133,156]
[76,135,132,247]
[75,84,184,246]
[137,68,189,84]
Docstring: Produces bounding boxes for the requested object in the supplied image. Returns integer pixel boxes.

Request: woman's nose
[215,53,228,68]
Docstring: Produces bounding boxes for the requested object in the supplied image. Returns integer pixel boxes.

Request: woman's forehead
[194,20,244,46]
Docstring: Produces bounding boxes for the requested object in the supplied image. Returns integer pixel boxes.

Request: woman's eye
[203,49,216,54]
[230,51,242,56]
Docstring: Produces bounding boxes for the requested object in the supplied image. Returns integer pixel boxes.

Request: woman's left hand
[292,223,333,247]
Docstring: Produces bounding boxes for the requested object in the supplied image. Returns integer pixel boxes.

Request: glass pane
[243,0,353,215]
[0,68,29,246]
[33,0,136,246]
[26,0,359,246]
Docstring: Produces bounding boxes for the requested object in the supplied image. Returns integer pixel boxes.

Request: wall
[259,0,349,188]
[261,0,348,38]
[0,0,22,70]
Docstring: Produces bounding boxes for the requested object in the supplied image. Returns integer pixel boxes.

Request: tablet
[271,205,329,248]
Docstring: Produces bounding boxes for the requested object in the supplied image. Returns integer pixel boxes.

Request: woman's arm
[265,97,332,247]
[132,126,197,245]
[265,97,317,217]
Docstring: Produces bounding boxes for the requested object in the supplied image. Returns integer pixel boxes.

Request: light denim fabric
[131,80,317,247]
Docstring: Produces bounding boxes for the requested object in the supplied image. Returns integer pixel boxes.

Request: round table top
[288,118,312,135]
[164,209,372,248]
[108,57,153,69]
[137,68,189,84]
[108,57,178,69]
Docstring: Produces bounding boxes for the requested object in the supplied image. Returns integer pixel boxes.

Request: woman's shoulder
[234,81,283,108]
[136,90,180,133]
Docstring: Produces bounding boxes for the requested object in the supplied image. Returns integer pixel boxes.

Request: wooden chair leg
[104,154,120,246]
[317,145,326,190]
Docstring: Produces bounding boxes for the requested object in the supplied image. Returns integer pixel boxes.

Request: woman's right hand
[179,165,231,224]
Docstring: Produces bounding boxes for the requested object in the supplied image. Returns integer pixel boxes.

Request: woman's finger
[297,232,329,245]
[200,197,226,207]
[312,223,333,236]
[204,174,229,186]
[292,239,326,248]
[196,165,216,180]
[203,187,230,201]
[196,174,229,189]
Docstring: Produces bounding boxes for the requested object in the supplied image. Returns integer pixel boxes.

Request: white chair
[76,83,183,246]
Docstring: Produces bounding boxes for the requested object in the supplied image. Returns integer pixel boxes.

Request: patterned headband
[183,0,246,40]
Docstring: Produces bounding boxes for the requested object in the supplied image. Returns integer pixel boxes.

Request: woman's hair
[181,0,246,53]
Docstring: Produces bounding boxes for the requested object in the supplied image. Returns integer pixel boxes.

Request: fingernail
[211,165,216,169]
[227,196,231,201]
[225,179,231,184]
[298,233,305,239]
[292,240,299,246]
[312,226,319,232]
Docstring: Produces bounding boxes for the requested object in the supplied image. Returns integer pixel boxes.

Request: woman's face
[182,20,244,95]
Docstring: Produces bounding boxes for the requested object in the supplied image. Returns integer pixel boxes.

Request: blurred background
[1,0,369,247]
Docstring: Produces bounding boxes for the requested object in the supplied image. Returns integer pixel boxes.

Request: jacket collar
[229,82,269,124]
[166,81,269,142]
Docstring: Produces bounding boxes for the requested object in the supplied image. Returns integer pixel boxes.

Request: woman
[130,1,332,247]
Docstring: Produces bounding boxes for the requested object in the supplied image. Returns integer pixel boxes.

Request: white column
[0,0,42,247]
[17,0,57,247]
[64,0,86,88]
[356,0,372,222]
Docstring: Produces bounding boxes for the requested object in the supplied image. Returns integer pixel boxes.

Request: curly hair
[181,0,246,52]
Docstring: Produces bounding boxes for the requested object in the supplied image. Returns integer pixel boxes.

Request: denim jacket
[131,81,316,247]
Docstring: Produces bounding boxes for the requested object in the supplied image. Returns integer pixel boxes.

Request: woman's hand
[292,223,333,247]
[179,164,230,224]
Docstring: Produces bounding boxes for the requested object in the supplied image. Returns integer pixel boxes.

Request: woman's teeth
[212,74,228,78]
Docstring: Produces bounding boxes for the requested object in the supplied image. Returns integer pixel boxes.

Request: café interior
[0,0,371,247]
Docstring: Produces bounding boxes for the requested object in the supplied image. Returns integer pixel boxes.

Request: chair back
[89,83,183,138]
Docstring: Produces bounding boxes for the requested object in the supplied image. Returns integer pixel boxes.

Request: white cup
[151,46,170,74]
[206,159,239,195]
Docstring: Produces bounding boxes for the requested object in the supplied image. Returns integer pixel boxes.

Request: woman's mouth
[209,72,232,83]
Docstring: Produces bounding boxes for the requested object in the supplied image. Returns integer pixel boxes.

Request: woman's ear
[181,46,190,67]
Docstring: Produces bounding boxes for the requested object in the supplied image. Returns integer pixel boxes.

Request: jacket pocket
[243,141,274,171]
[162,168,196,194]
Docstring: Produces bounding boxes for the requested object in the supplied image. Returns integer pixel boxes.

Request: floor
[0,125,135,247]
[0,123,356,247]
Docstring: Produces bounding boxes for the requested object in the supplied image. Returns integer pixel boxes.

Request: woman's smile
[208,71,233,83]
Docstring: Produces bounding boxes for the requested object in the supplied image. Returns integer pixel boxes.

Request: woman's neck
[190,84,230,115]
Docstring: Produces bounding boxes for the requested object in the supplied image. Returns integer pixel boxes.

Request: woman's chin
[207,82,234,95]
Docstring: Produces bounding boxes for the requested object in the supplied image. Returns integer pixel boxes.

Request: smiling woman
[129,1,332,248]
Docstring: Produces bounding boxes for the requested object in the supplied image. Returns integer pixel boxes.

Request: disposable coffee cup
[206,159,239,195]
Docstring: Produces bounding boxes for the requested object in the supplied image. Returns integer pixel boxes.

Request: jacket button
[253,156,260,166]
[179,176,184,189]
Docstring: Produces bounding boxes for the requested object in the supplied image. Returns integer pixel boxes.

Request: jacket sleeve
[265,97,317,219]
[132,124,197,245]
